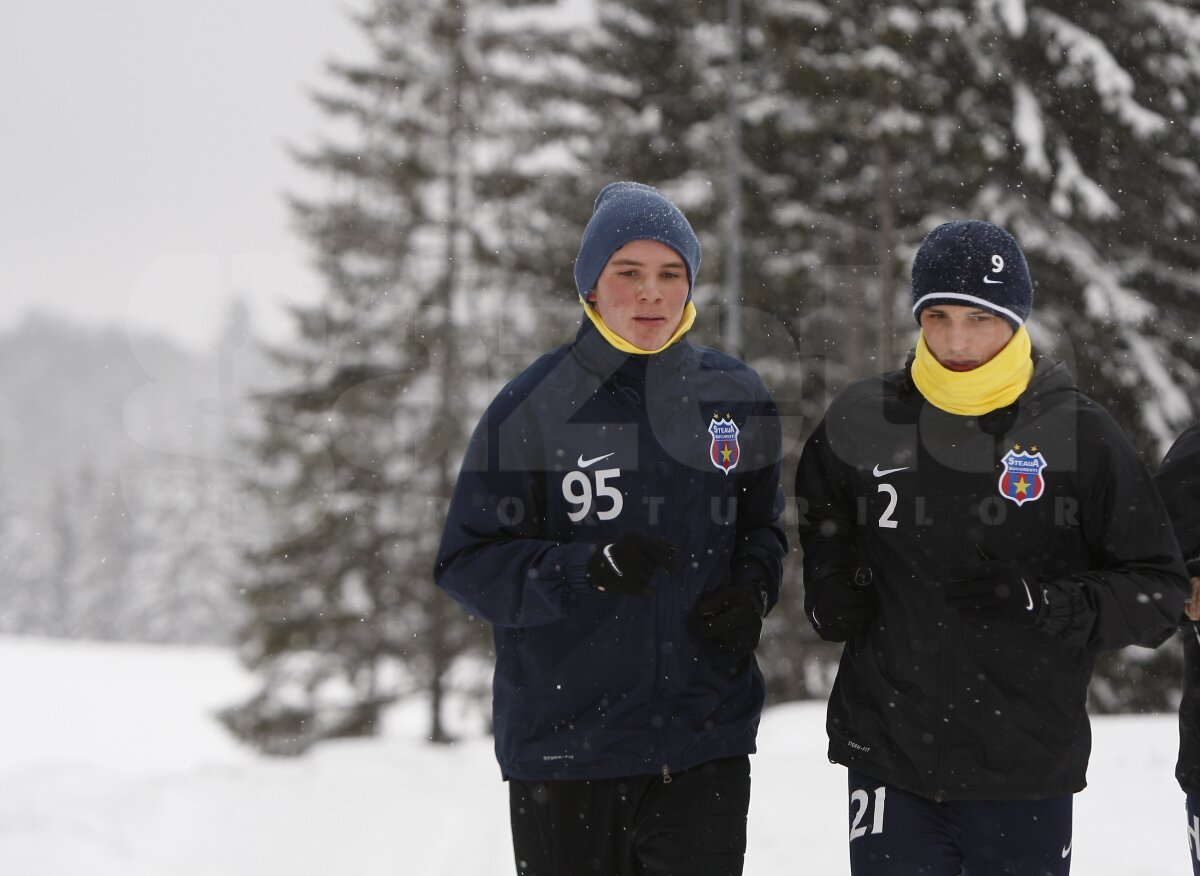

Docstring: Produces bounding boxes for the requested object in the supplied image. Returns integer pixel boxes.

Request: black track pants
[508,755,751,876]
[1186,792,1200,875]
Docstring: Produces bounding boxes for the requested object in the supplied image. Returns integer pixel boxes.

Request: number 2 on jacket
[563,468,624,522]
[877,484,899,529]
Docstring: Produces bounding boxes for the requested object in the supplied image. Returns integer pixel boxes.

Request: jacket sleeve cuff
[1037,579,1087,639]
[1186,557,1200,579]
[733,558,776,614]
[558,542,596,594]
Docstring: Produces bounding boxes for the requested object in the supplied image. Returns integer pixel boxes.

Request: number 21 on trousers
[850,786,886,841]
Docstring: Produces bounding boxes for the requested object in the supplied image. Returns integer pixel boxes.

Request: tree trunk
[875,141,897,368]
[723,0,743,356]
[425,0,470,747]
[427,596,452,744]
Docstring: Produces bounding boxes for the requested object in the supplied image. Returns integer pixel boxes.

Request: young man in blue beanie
[435,181,786,876]
[1153,425,1200,874]
[794,219,1187,874]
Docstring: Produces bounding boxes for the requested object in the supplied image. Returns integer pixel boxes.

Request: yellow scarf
[911,326,1034,416]
[581,300,697,355]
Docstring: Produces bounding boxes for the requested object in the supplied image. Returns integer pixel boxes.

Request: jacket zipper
[933,447,952,803]
[654,527,673,783]
[934,613,951,802]
[653,461,679,783]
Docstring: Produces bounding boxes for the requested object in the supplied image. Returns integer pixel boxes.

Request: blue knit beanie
[574,182,702,299]
[911,220,1034,329]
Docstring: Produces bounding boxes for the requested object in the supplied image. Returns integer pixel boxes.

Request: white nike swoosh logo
[872,465,908,477]
[1061,841,1072,858]
[578,452,615,468]
[982,276,1004,284]
[603,544,623,576]
[1023,579,1035,611]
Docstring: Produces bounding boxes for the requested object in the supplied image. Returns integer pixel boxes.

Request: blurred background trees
[5,0,1198,752]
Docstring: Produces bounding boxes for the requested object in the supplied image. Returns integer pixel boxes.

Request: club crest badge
[998,445,1047,507]
[708,413,740,475]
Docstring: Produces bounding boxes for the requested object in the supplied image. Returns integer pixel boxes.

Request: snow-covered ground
[0,636,1189,875]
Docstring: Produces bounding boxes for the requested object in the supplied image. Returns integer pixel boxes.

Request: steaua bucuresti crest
[998,444,1047,507]
[708,413,740,475]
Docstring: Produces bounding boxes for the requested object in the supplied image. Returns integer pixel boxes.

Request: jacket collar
[571,319,692,383]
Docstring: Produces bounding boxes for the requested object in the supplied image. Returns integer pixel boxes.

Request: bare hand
[1186,577,1200,622]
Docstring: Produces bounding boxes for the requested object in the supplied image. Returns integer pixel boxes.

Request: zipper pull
[661,764,672,784]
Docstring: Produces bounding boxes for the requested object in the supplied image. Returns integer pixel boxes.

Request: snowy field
[0,636,1189,875]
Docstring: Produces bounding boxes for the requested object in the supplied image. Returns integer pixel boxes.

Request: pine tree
[747,0,1200,705]
[470,3,598,309]
[120,461,244,644]
[222,0,505,754]
[474,0,729,330]
[1000,1,1200,454]
[749,0,1200,451]
[72,468,133,640]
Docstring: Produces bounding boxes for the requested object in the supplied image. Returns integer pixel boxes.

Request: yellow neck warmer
[582,300,696,355]
[911,326,1034,416]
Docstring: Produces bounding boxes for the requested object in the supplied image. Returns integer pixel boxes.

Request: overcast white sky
[0,1,364,351]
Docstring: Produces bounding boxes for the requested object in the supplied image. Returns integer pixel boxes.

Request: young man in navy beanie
[795,218,1186,874]
[436,181,786,875]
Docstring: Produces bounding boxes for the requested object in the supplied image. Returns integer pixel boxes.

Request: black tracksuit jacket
[1155,421,1200,795]
[796,355,1187,801]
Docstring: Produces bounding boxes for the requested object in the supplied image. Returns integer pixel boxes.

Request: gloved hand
[694,585,766,657]
[807,568,877,642]
[945,558,1046,628]
[587,533,678,598]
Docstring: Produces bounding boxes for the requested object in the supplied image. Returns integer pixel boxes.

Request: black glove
[587,533,678,598]
[807,568,877,642]
[945,558,1046,628]
[694,585,766,657]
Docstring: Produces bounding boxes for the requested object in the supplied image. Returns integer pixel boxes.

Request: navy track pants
[847,770,1073,876]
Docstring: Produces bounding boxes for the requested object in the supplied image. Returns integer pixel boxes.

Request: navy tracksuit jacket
[435,322,786,781]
